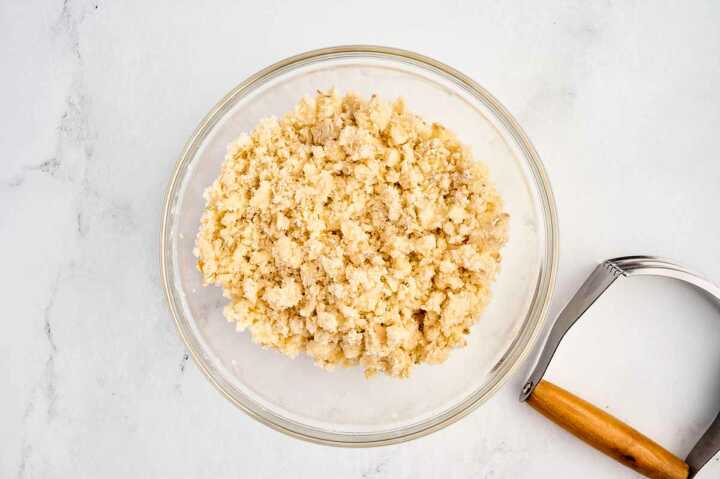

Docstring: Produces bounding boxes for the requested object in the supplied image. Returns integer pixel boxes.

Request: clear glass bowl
[161,46,558,446]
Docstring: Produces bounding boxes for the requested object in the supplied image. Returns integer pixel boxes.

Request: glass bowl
[161,46,558,446]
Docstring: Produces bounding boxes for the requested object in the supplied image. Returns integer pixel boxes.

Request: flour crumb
[195,89,508,378]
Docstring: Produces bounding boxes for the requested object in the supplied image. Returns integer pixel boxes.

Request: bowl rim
[160,44,559,447]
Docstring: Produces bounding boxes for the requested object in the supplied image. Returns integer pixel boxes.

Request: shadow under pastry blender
[520,256,720,479]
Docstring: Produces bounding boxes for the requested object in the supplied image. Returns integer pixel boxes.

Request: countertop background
[3,1,720,477]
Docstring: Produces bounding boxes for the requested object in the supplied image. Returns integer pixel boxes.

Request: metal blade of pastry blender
[520,261,623,401]
[608,256,720,477]
[521,256,720,477]
[687,411,720,478]
[617,256,720,478]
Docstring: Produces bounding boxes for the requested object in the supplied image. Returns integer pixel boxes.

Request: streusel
[195,90,508,378]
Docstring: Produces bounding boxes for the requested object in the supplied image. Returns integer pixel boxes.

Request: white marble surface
[2,1,720,477]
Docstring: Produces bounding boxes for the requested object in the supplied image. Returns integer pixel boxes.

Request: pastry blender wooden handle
[527,380,688,479]
[522,257,720,478]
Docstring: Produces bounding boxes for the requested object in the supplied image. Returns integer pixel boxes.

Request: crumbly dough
[194,90,508,378]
